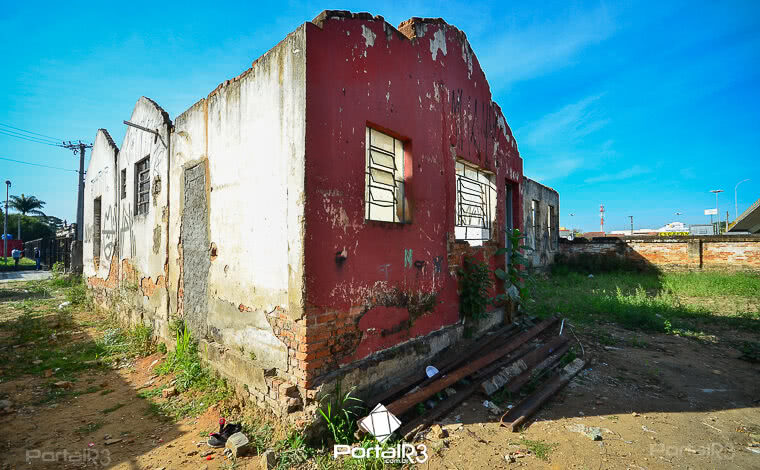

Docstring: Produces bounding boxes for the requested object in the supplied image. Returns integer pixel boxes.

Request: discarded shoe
[207,420,243,448]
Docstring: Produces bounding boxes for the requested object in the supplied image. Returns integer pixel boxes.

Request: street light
[735,179,750,220]
[710,189,724,234]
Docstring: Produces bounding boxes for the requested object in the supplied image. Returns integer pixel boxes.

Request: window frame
[364,127,407,224]
[454,160,497,244]
[135,156,151,215]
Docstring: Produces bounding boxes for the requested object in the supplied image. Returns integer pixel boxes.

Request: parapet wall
[559,236,760,271]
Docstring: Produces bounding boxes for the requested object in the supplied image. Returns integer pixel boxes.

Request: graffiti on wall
[119,203,136,259]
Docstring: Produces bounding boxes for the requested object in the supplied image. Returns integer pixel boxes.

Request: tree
[10,194,46,216]
[9,194,46,241]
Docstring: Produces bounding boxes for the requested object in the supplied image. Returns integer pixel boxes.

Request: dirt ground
[421,324,760,470]
[1,279,759,469]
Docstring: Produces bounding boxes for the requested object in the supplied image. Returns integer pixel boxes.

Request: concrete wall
[300,12,523,390]
[521,177,559,270]
[559,236,760,271]
[83,129,119,281]
[166,26,307,402]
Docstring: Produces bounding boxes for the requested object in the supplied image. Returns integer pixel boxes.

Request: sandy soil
[1,286,758,469]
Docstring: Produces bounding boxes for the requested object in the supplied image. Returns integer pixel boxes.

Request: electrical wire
[0,129,64,147]
[0,156,77,173]
[0,122,64,143]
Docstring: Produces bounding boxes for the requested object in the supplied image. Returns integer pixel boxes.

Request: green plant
[65,276,90,307]
[519,437,557,461]
[493,228,534,304]
[52,261,65,276]
[157,342,167,354]
[129,324,155,357]
[458,254,493,321]
[318,381,365,445]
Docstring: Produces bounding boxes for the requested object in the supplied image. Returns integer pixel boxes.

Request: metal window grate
[135,156,150,215]
[365,128,405,223]
[455,161,496,241]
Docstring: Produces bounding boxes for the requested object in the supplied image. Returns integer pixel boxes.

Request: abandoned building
[522,177,560,270]
[83,11,532,418]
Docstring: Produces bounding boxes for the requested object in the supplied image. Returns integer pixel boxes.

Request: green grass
[527,271,760,335]
[519,437,557,461]
[0,256,36,271]
[101,403,125,414]
[75,421,105,435]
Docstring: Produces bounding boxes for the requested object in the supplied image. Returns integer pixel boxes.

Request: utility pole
[62,140,92,272]
[3,181,9,264]
[710,189,723,234]
[628,215,634,236]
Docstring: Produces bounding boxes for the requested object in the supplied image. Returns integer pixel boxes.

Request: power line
[0,129,64,147]
[0,122,64,142]
[0,156,78,173]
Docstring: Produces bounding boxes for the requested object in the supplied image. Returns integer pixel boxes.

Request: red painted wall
[302,14,523,378]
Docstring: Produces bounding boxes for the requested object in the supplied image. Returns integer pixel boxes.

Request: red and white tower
[600,204,605,233]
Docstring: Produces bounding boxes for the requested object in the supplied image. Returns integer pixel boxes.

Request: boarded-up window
[455,160,497,245]
[93,197,102,267]
[120,168,126,199]
[365,127,407,223]
[135,156,150,215]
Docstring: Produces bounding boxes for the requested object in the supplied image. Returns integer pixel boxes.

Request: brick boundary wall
[559,236,760,271]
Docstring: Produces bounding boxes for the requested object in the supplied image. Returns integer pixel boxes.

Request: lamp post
[3,180,10,264]
[735,179,750,220]
[710,189,724,233]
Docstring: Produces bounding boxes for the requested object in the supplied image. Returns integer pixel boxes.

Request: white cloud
[517,94,613,182]
[479,4,617,87]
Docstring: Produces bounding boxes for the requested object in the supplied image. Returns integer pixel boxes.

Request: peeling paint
[361,24,376,47]
[430,29,447,61]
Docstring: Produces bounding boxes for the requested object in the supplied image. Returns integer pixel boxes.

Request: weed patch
[519,437,557,461]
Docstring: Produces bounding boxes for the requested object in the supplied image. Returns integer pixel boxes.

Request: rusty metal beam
[369,323,519,408]
[399,334,567,439]
[385,317,558,417]
[500,358,586,432]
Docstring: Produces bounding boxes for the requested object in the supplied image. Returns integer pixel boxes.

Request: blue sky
[1,0,758,233]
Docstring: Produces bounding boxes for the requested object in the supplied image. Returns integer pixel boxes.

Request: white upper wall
[83,129,118,279]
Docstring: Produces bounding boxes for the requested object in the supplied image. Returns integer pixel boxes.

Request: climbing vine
[493,228,532,304]
[458,228,533,324]
[457,254,493,321]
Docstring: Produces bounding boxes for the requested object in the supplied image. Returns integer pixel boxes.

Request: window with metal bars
[454,160,497,244]
[135,156,150,215]
[365,127,407,223]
